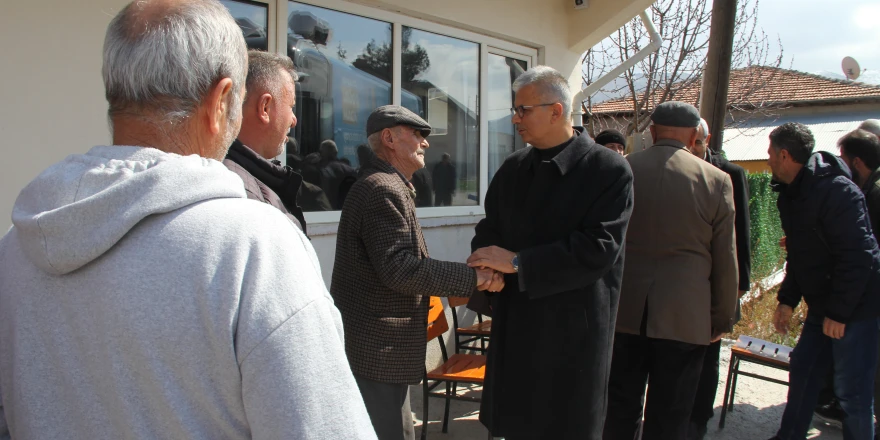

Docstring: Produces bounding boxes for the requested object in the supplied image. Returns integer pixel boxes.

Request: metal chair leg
[442,381,453,433]
[719,354,738,428]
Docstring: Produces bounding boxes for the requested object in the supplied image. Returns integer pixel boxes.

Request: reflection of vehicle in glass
[234,17,268,50]
[287,12,420,166]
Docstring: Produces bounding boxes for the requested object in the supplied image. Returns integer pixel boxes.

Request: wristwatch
[511,254,519,273]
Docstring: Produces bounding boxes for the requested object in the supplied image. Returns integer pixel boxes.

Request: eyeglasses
[510,103,557,118]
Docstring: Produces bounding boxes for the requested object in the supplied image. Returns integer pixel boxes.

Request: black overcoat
[472,127,634,438]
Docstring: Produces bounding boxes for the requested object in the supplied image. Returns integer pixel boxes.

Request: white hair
[102,0,247,124]
[697,118,710,140]
[367,132,383,153]
[859,119,880,138]
[512,65,573,119]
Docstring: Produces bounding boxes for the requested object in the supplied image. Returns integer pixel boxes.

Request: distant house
[588,66,880,173]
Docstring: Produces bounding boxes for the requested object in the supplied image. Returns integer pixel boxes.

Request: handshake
[467,245,518,293]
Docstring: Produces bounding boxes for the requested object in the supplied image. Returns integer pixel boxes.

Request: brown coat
[330,159,476,384]
[617,139,738,345]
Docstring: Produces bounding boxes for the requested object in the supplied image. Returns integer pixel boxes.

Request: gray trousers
[354,375,415,440]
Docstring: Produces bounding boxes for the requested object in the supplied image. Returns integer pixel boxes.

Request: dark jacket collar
[863,167,880,195]
[226,139,303,199]
[524,126,593,176]
[774,151,851,197]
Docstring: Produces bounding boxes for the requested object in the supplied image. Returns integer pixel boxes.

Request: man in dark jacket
[223,50,309,234]
[432,153,456,206]
[466,66,634,439]
[767,122,880,440]
[687,118,752,440]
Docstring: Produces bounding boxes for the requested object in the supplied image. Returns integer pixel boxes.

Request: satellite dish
[842,56,861,80]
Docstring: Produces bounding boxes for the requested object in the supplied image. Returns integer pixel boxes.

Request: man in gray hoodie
[0,1,375,439]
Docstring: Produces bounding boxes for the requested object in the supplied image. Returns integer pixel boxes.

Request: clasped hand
[468,246,517,293]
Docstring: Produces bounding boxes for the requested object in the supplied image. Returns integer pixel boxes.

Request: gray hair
[697,118,710,140]
[103,0,247,124]
[512,65,572,119]
[859,119,880,138]
[246,50,298,102]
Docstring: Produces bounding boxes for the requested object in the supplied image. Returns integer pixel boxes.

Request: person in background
[605,102,738,440]
[223,50,309,234]
[766,122,880,440]
[686,118,752,440]
[317,139,357,209]
[594,128,627,155]
[0,1,374,438]
[432,152,457,206]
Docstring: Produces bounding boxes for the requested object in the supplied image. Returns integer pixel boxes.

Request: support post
[699,0,737,153]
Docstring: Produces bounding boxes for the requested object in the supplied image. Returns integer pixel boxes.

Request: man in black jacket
[686,118,751,440]
[767,122,880,440]
[223,50,309,235]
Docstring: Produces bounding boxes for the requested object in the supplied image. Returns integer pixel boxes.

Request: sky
[754,0,880,81]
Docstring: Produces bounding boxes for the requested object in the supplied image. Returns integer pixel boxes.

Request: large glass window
[220,0,268,51]
[401,28,479,208]
[487,54,527,182]
[286,2,392,210]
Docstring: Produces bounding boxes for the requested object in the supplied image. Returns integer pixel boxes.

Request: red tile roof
[588,66,880,115]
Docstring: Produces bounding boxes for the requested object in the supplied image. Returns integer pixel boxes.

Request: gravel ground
[410,341,844,440]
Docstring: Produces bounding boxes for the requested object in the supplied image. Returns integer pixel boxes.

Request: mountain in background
[814,70,880,85]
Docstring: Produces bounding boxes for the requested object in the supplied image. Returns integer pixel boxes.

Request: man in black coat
[223,50,309,235]
[686,118,752,440]
[466,66,634,439]
[767,122,880,440]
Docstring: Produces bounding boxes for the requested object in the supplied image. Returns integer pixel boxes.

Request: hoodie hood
[11,146,246,275]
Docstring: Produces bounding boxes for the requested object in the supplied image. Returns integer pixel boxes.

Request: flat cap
[650,101,701,128]
[366,105,432,137]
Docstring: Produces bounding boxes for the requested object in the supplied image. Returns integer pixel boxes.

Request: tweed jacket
[330,158,477,384]
[617,139,739,345]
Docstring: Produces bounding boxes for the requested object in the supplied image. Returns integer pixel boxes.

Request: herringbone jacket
[331,159,476,384]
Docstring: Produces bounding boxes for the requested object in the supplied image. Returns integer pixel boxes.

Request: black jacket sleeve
[821,178,877,323]
[726,162,752,291]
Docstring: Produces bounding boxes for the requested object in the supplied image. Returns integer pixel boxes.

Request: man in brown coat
[330,105,501,440]
[603,101,738,440]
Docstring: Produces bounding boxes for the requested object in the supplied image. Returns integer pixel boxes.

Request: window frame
[267,0,537,224]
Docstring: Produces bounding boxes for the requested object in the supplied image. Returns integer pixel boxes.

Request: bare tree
[582,0,785,137]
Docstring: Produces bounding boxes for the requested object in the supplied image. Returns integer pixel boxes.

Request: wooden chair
[421,297,486,440]
[718,335,791,428]
[446,296,491,354]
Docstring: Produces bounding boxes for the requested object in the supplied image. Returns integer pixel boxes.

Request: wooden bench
[718,335,792,428]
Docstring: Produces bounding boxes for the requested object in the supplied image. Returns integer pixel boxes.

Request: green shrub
[747,172,786,283]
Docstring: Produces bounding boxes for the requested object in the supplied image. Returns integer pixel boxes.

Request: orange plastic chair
[421,297,486,440]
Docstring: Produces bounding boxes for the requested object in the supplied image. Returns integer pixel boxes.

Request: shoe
[813,398,844,428]
[686,421,708,440]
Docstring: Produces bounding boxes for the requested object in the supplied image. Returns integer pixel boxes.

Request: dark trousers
[776,319,879,440]
[690,339,722,425]
[603,332,707,440]
[435,191,453,206]
[354,374,415,440]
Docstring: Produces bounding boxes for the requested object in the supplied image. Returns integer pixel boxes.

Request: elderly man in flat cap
[330,105,502,440]
[603,101,738,440]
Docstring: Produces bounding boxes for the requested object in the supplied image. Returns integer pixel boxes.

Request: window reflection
[287,2,393,211]
[401,27,479,207]
[488,55,527,182]
[220,0,268,51]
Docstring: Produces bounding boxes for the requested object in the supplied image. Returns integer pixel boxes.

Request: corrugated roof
[723,111,880,161]
[590,66,880,115]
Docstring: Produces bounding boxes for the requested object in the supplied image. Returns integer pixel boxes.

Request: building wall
[733,160,770,174]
